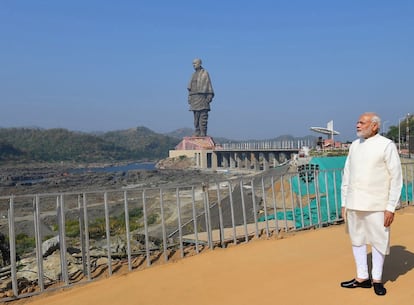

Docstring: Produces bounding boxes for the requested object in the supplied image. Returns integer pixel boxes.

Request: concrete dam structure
[169,136,309,170]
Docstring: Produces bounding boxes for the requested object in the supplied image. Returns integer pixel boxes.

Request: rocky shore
[0,159,240,197]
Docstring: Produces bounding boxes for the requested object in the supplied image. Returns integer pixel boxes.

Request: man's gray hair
[371,114,381,129]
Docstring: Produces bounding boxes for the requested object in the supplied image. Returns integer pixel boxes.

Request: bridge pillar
[262,152,269,171]
[236,153,242,169]
[225,153,230,168]
[269,152,278,167]
[269,152,277,167]
[245,154,251,169]
[279,152,287,164]
[220,153,226,168]
[252,152,260,171]
[230,153,236,168]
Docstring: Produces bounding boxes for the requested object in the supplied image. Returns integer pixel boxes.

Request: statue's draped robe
[188,68,214,111]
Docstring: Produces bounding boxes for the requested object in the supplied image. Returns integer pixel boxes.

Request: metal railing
[0,163,412,301]
[219,139,313,150]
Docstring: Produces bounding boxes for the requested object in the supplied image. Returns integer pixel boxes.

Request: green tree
[386,115,414,150]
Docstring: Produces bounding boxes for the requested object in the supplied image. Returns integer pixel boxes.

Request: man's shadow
[368,245,414,283]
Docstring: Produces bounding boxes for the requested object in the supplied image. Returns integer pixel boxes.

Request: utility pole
[407,113,411,158]
[382,120,389,136]
[398,117,405,154]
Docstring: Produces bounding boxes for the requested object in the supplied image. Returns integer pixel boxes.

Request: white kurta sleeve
[341,150,352,208]
[384,142,403,212]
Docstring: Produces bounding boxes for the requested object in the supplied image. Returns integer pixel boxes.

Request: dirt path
[12,206,414,305]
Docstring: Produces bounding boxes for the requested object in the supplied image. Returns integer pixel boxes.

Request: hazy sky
[1,0,413,141]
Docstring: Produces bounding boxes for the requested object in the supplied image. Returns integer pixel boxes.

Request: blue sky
[1,0,413,141]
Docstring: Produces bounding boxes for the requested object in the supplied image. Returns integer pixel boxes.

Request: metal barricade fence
[0,164,412,301]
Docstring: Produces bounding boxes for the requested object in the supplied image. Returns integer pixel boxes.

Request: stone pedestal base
[169,137,217,169]
[175,136,216,150]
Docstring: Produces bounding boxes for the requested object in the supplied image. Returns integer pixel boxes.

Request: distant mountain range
[165,128,317,144]
[0,127,317,163]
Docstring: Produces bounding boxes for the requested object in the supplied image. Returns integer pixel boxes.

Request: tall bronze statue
[187,58,214,137]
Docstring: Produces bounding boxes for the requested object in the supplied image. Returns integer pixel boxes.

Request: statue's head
[192,58,202,70]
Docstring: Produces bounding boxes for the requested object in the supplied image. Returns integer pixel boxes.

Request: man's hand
[384,210,394,227]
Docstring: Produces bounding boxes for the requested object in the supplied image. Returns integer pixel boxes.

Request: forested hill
[0,127,319,163]
[0,127,180,163]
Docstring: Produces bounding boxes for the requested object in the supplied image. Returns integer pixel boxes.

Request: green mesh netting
[401,182,413,202]
[258,156,345,228]
[259,156,413,229]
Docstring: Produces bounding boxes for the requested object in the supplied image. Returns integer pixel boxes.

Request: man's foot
[340,278,372,288]
[373,282,387,296]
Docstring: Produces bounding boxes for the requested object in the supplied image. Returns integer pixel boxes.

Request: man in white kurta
[340,112,402,296]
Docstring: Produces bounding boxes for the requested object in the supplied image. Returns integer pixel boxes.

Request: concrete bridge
[170,137,311,170]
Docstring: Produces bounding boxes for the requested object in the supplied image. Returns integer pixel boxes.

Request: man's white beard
[357,129,371,139]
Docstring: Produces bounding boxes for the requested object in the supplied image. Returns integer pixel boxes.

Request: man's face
[192,59,201,70]
[356,115,378,138]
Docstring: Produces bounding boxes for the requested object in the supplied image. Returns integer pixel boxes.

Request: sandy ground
[11,206,414,305]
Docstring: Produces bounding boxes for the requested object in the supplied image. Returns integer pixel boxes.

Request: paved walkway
[14,206,414,305]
